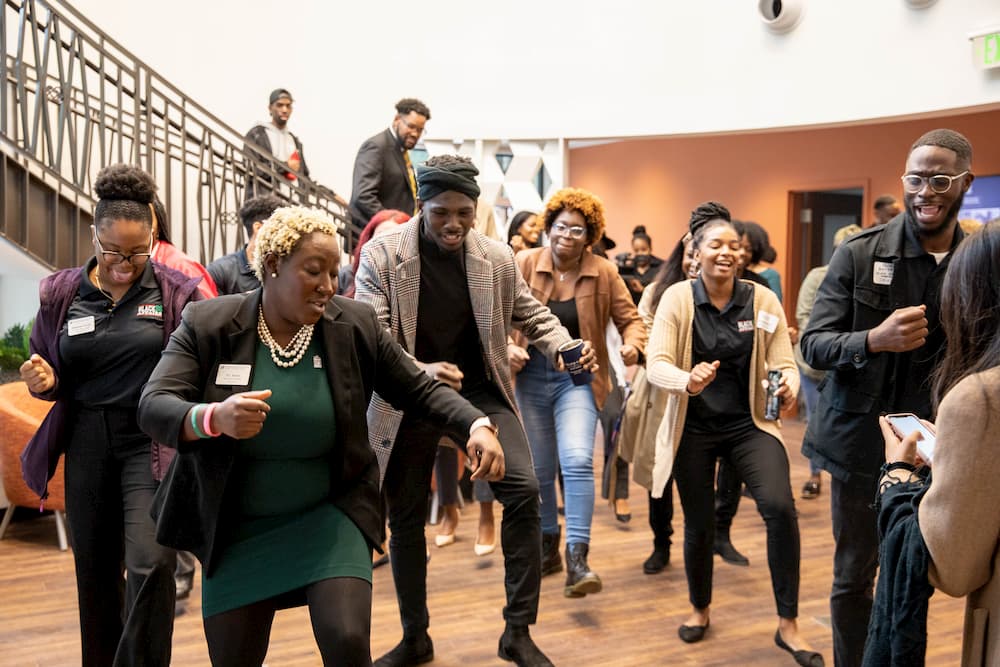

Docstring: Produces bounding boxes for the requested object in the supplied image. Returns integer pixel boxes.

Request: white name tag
[873,261,894,286]
[67,316,95,336]
[215,364,252,386]
[756,311,779,334]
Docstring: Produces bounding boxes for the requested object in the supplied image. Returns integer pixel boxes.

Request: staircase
[1,0,354,272]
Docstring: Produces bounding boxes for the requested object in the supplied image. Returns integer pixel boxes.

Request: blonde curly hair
[252,206,340,281]
[540,187,606,245]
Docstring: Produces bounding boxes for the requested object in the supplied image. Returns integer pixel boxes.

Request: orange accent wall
[569,109,1000,311]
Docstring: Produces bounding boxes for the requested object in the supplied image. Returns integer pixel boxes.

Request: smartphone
[885,413,936,462]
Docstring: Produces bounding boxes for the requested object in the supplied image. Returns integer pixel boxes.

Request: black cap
[269,88,293,104]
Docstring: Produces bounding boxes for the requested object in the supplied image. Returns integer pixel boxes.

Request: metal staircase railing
[1,0,355,271]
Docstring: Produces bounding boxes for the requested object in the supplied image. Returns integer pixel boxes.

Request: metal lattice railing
[1,0,354,270]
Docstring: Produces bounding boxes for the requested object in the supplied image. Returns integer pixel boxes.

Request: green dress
[201,339,371,617]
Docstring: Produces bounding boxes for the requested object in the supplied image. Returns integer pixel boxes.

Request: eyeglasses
[93,231,154,265]
[551,222,587,239]
[398,117,425,135]
[900,170,968,194]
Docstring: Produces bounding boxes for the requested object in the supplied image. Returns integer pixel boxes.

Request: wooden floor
[0,419,966,666]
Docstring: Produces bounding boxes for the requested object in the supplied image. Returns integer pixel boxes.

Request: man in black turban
[356,154,597,667]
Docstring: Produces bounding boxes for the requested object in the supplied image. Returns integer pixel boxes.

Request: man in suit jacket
[356,155,595,667]
[349,98,429,228]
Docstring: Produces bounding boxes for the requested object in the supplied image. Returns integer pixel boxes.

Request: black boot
[564,542,602,598]
[373,632,434,667]
[498,624,554,666]
[713,531,750,567]
[541,528,562,576]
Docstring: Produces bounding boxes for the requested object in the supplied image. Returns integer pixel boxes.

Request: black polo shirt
[685,277,756,434]
[414,229,487,392]
[58,258,164,408]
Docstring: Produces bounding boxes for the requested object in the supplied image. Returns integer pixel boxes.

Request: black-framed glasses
[93,229,154,265]
[551,222,587,239]
[900,170,968,194]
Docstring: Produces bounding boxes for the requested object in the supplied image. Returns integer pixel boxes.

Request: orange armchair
[0,381,67,550]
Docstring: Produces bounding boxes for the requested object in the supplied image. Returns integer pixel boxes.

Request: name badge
[216,364,252,386]
[737,320,754,333]
[67,316,95,336]
[756,311,779,334]
[873,261,894,286]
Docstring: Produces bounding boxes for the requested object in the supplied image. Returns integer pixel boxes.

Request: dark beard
[905,190,966,240]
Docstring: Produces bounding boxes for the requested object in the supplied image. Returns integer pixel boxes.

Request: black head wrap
[416,161,480,202]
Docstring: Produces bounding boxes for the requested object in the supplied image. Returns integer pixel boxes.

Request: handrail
[1,0,356,270]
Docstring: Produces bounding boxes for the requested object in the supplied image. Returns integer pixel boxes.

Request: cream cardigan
[645,279,799,498]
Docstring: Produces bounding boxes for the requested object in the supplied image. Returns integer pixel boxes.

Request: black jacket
[206,246,260,296]
[800,214,963,481]
[138,290,483,575]
[243,123,310,200]
[349,128,415,228]
[862,479,934,667]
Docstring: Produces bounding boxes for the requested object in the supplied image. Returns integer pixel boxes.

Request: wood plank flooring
[0,419,966,665]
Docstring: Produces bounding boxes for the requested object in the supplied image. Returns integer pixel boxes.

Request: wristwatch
[469,416,499,439]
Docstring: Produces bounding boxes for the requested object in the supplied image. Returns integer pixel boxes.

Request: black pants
[672,423,800,618]
[714,458,744,534]
[384,384,541,636]
[65,406,177,667]
[830,474,879,667]
[203,577,372,666]
[649,479,674,550]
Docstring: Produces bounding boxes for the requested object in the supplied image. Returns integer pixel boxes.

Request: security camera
[758,0,804,34]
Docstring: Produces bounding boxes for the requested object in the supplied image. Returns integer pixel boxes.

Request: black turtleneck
[414,226,488,392]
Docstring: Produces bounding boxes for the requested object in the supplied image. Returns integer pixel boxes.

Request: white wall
[0,238,48,334]
[65,0,1000,197]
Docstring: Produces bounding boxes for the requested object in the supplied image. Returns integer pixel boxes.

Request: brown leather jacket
[513,247,647,410]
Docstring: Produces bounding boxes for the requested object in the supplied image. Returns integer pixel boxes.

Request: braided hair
[688,201,734,249]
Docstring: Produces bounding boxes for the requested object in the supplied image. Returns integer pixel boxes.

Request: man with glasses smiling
[799,128,974,667]
[350,97,430,228]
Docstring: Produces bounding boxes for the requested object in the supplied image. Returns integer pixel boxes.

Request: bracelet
[202,402,221,438]
[190,404,209,439]
[884,461,917,474]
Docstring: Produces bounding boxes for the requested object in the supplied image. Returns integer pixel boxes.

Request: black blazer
[349,128,415,228]
[138,290,483,575]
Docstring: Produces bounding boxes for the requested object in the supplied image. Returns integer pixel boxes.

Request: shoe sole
[564,576,602,597]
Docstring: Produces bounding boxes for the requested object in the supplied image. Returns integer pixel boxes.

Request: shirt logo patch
[737,320,754,333]
[136,304,163,319]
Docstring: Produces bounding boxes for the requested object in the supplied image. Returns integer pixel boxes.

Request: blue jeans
[516,347,599,546]
[800,373,823,475]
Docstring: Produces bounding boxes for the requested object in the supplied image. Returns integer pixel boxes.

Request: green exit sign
[971,30,1000,70]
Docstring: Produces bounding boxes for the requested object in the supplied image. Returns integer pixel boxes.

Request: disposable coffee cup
[558,339,593,386]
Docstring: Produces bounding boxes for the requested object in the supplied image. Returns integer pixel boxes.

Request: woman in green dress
[138,206,504,666]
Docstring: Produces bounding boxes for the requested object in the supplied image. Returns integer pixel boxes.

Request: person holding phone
[644,203,820,664]
[138,206,505,666]
[869,220,1000,666]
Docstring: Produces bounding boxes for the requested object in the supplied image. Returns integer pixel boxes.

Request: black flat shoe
[678,620,709,643]
[615,511,632,523]
[801,480,821,499]
[774,630,824,667]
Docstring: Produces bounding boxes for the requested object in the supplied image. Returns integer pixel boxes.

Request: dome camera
[758,0,805,34]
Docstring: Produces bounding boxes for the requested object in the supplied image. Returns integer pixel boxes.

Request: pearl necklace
[257,306,314,368]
